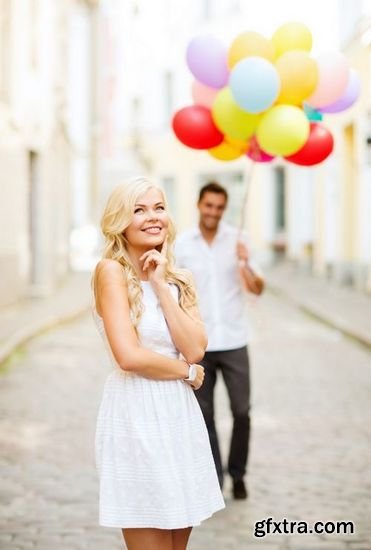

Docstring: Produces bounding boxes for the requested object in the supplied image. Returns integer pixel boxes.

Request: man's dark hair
[198,181,228,203]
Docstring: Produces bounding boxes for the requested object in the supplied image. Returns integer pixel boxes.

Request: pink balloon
[319,69,361,113]
[247,136,275,163]
[192,80,218,108]
[306,52,349,108]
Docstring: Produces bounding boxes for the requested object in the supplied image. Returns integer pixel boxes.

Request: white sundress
[93,281,225,529]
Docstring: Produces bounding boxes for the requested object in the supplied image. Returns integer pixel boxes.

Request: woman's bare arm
[152,279,207,364]
[94,259,190,380]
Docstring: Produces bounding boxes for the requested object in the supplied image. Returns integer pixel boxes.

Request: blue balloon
[229,57,280,114]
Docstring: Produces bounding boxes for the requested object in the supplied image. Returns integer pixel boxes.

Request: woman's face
[124,187,169,250]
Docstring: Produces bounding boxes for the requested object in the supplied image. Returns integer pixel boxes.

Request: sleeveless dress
[93,281,225,529]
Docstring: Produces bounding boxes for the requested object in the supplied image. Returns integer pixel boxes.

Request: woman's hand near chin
[140,236,168,288]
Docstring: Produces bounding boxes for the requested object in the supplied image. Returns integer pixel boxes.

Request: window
[0,0,11,101]
[163,71,173,125]
[227,0,240,15]
[29,151,41,286]
[30,0,38,68]
[200,0,211,20]
[131,0,139,16]
[274,166,286,232]
[130,96,142,146]
[367,110,371,164]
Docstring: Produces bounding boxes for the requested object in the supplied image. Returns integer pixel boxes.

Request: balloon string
[238,160,256,240]
[237,160,261,309]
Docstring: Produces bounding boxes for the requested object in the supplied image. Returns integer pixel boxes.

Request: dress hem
[99,503,225,530]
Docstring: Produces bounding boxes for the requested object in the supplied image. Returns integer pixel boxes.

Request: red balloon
[172,105,224,149]
[285,122,334,166]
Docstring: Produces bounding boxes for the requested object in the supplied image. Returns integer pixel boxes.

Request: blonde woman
[92,177,224,550]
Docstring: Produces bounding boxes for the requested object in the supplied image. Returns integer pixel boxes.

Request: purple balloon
[186,35,229,89]
[319,69,361,113]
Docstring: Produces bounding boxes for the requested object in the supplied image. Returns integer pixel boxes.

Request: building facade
[0,0,100,306]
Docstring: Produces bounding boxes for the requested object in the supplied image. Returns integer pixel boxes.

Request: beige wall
[0,0,97,306]
[311,31,371,289]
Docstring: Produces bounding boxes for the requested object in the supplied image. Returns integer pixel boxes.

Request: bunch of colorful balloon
[172,22,361,166]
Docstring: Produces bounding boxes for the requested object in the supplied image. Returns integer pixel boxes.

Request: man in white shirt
[175,182,264,500]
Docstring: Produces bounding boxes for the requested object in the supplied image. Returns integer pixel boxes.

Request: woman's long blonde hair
[96,176,197,329]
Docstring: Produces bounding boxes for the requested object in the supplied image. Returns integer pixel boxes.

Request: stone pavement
[0,272,92,367]
[0,264,371,549]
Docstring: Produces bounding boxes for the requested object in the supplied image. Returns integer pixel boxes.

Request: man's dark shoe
[232,478,248,500]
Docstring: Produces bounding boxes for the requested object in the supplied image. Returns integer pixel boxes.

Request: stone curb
[267,282,371,350]
[0,305,91,367]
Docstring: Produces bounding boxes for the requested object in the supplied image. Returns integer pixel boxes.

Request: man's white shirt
[175,222,257,352]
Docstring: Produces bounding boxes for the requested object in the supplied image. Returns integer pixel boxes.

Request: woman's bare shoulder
[94,259,126,287]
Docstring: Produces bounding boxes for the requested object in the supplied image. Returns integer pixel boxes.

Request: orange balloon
[225,136,249,153]
[228,31,275,68]
[208,141,243,161]
[276,50,318,105]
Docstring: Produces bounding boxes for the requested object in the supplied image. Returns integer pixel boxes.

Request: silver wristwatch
[184,363,197,382]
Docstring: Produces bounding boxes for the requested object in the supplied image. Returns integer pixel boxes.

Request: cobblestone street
[0,290,370,550]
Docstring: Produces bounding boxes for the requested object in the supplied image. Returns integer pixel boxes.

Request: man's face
[198,191,227,231]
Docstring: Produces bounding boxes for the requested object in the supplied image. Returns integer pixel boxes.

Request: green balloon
[212,88,260,141]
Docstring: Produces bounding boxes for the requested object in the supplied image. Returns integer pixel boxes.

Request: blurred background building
[0,0,370,308]
[0,0,99,306]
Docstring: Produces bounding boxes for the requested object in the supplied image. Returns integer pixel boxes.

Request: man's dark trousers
[196,346,251,488]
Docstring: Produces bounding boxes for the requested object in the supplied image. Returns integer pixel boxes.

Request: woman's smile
[142,226,162,234]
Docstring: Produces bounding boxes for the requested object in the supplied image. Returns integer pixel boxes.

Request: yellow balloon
[256,105,309,156]
[212,88,261,141]
[276,50,319,104]
[208,141,243,161]
[228,31,275,68]
[272,22,312,58]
